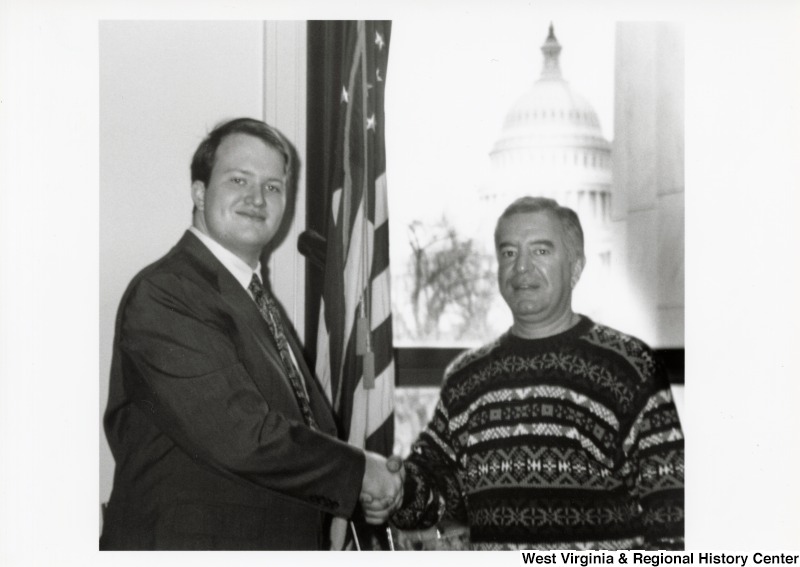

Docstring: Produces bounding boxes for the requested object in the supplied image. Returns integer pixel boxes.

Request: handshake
[359,452,405,525]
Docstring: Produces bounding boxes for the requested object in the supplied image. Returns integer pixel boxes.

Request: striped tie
[249,275,318,430]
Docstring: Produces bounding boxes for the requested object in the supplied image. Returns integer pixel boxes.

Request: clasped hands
[359,451,404,525]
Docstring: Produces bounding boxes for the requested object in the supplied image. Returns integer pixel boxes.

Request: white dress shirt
[189,226,262,293]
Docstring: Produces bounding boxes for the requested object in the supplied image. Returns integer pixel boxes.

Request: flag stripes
[315,20,394,458]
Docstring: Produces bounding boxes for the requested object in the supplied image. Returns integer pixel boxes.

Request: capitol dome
[486,24,612,210]
[492,77,609,156]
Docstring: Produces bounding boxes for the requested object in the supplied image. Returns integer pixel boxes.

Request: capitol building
[484,24,614,321]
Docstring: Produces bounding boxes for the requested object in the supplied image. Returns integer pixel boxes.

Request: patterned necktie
[248,274,318,430]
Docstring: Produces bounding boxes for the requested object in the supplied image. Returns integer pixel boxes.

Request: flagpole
[349,521,361,551]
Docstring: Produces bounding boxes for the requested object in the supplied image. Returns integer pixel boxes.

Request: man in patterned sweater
[382,197,685,549]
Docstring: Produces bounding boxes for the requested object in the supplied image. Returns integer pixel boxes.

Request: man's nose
[247,184,266,206]
[514,250,530,273]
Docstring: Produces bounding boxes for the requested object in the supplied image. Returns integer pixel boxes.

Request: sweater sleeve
[390,397,467,530]
[625,364,685,550]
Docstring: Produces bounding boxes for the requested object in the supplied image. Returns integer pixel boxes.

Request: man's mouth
[237,211,267,221]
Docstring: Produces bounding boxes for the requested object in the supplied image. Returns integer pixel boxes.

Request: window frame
[305,22,684,390]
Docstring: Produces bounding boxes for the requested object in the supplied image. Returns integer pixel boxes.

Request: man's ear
[571,256,586,289]
[191,180,206,212]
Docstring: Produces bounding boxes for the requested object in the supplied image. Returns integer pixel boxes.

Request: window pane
[386,18,617,348]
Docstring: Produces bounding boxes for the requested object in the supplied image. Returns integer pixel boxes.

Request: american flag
[313,20,395,548]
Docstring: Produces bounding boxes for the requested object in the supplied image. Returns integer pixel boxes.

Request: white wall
[99,20,306,510]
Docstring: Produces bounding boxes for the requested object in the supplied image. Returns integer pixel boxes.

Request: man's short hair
[494,196,585,263]
[190,117,293,186]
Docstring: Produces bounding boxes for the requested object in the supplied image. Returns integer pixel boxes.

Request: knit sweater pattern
[391,317,684,550]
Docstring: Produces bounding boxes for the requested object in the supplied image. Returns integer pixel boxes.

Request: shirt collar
[189,226,262,292]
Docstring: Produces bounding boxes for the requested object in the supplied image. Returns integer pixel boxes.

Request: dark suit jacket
[100,231,364,550]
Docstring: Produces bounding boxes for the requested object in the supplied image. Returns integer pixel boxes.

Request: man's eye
[501,249,516,259]
[265,184,282,193]
[232,177,246,186]
[534,248,550,255]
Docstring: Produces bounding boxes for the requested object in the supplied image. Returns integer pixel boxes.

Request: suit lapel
[178,233,290,392]
[177,232,336,434]
[281,314,338,434]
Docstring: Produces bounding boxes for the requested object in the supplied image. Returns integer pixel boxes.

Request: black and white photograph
[1,0,799,565]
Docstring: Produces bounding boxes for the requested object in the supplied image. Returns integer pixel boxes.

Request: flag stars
[376,68,383,82]
[375,31,385,50]
[341,86,349,104]
[366,114,376,131]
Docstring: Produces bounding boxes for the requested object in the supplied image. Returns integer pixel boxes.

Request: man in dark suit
[100,118,402,550]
